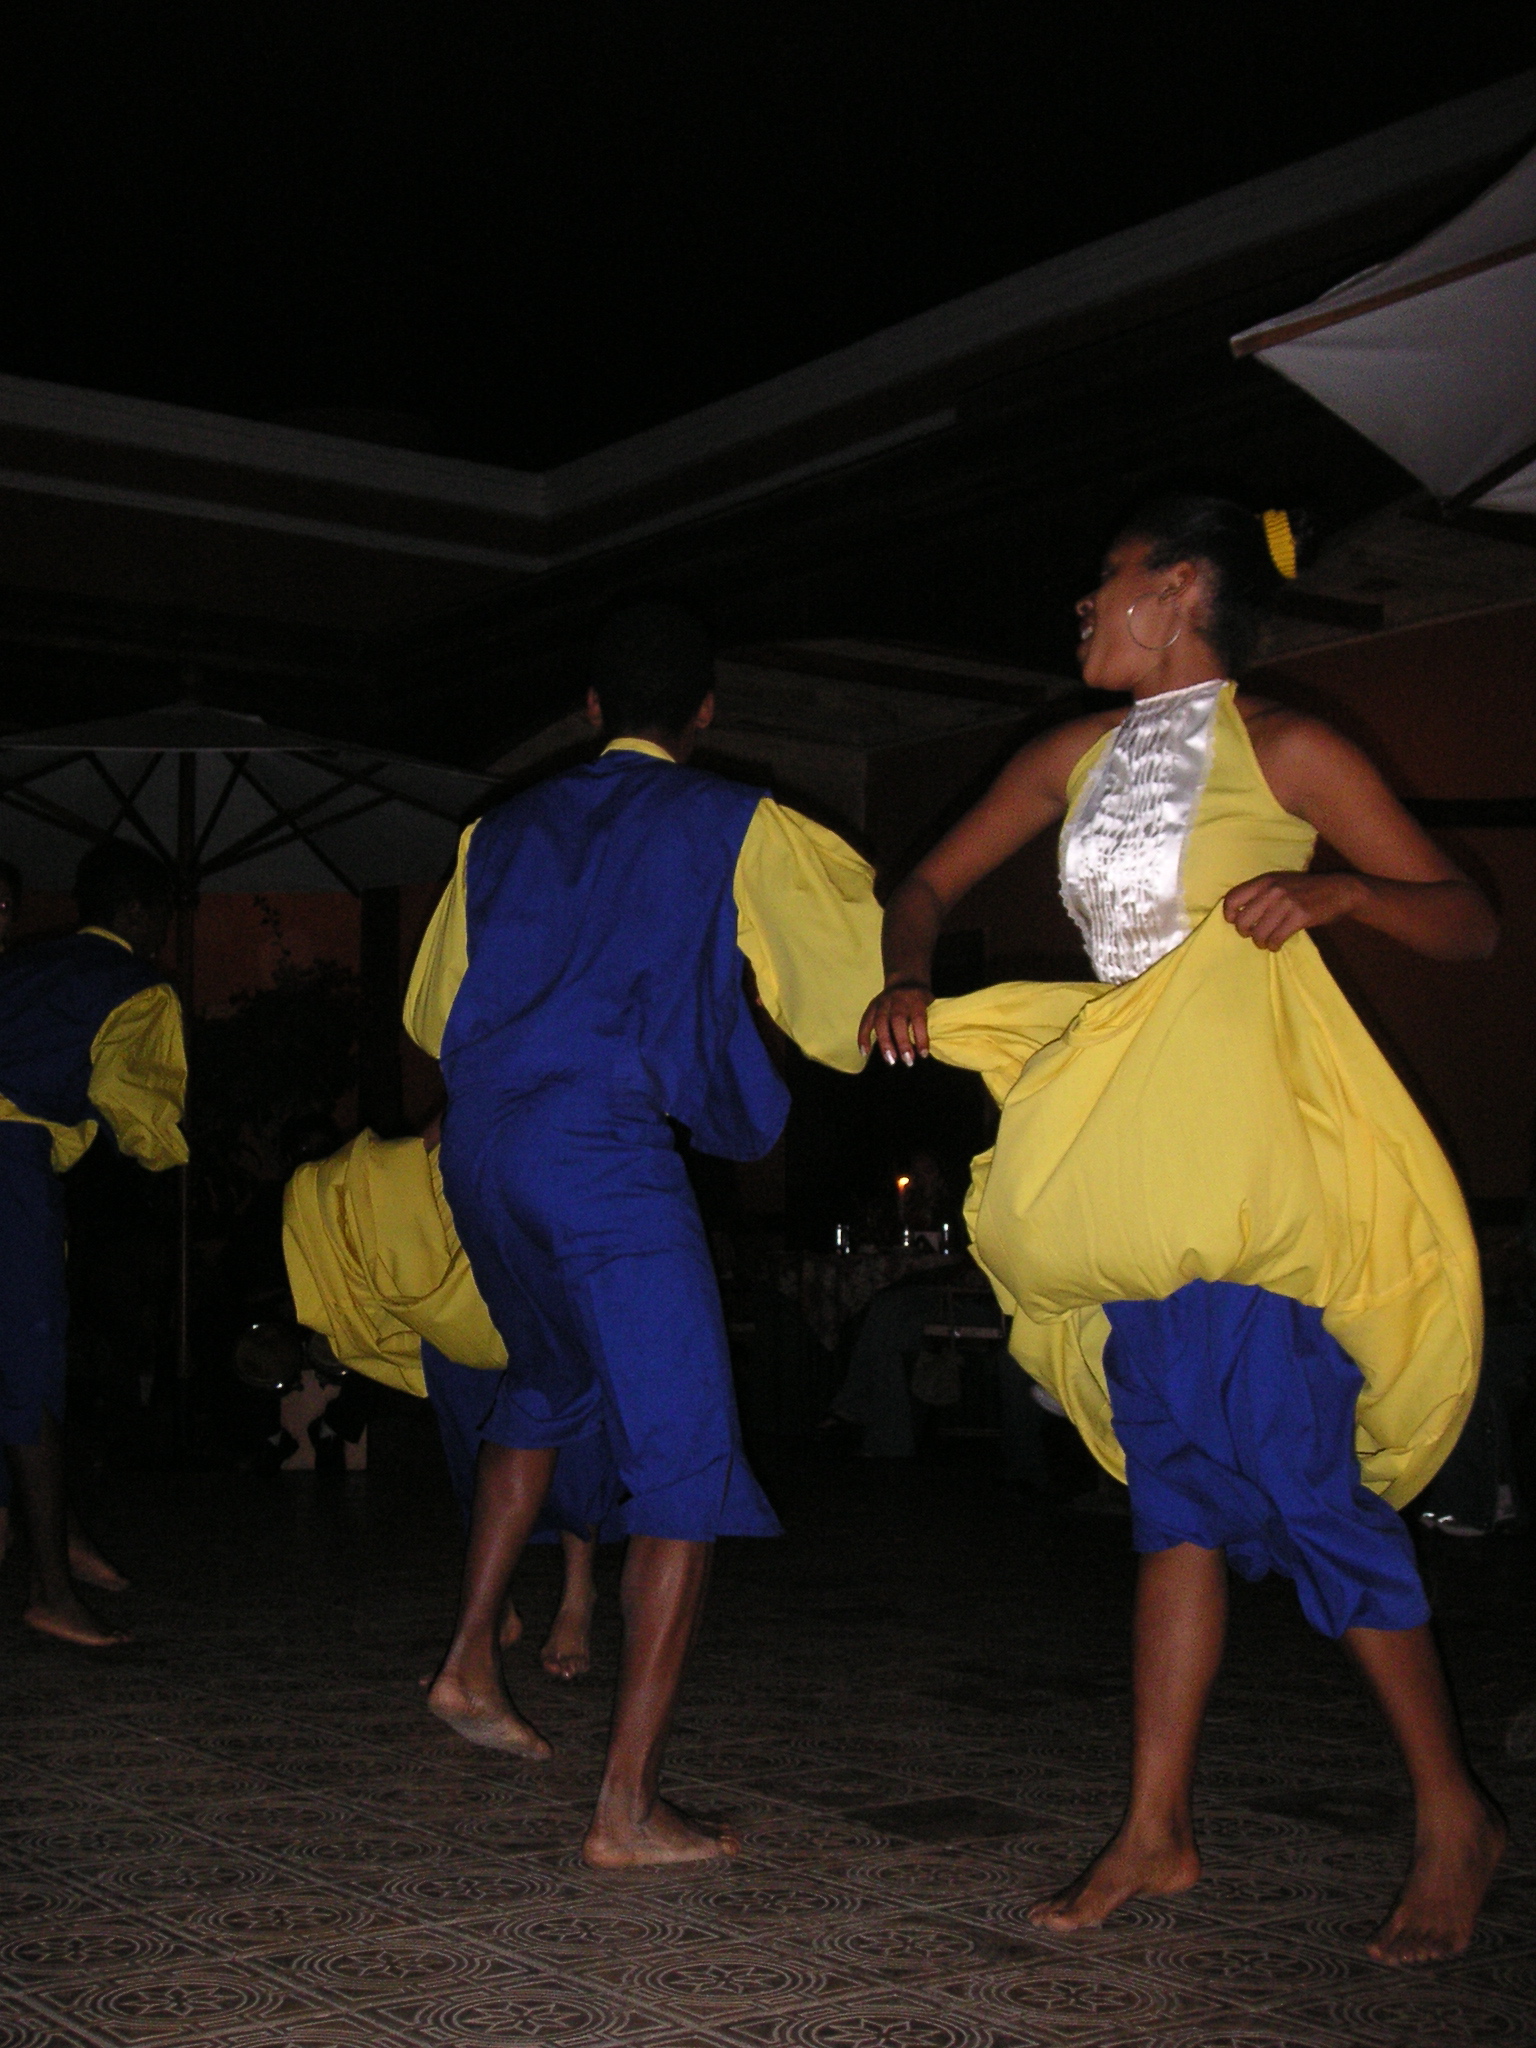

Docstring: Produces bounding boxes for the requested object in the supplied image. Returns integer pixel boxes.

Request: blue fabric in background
[0,932,165,1130]
[1104,1279,1429,1637]
[0,1121,69,1447]
[437,749,784,1545]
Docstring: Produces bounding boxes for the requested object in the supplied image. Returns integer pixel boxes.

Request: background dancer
[282,1122,601,1678]
[0,841,186,1646]
[861,498,1503,1964]
[405,600,881,1867]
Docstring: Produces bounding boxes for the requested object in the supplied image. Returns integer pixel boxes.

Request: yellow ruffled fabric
[283,1131,506,1397]
[928,686,1480,1508]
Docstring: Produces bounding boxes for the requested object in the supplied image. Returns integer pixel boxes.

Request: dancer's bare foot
[426,1669,551,1759]
[498,1597,523,1649]
[582,1795,739,1869]
[24,1594,131,1649]
[1368,1801,1506,1965]
[68,1540,130,1593]
[1028,1823,1200,1930]
[542,1588,595,1680]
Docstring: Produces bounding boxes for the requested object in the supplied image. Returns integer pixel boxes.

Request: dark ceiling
[4,3,1531,468]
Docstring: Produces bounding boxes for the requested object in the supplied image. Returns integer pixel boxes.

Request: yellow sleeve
[87,983,188,1171]
[733,799,883,1074]
[404,822,474,1058]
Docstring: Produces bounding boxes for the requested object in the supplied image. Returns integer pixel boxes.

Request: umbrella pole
[175,753,197,1448]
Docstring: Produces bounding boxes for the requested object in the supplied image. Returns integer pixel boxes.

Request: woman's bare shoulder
[1016,707,1123,791]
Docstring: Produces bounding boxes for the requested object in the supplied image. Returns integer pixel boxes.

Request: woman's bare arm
[860,713,1113,1063]
[1229,709,1498,961]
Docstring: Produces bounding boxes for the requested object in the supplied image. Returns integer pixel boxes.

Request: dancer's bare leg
[428,1443,556,1758]
[11,1417,129,1648]
[583,1535,736,1867]
[66,1509,129,1593]
[543,1531,598,1679]
[498,1595,524,1648]
[1030,1543,1220,1929]
[1345,1624,1505,1964]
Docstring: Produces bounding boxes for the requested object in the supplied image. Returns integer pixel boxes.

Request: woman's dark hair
[0,857,20,899]
[74,839,175,926]
[1117,495,1286,672]
[590,601,715,738]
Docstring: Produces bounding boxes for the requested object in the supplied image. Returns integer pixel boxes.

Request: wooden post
[175,752,197,1417]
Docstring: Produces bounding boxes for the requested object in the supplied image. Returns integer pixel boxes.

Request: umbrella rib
[203,786,393,873]
[294,751,481,824]
[0,784,119,847]
[81,753,177,864]
[194,756,249,860]
[211,759,363,894]
[198,763,388,868]
[1443,435,1536,513]
[1232,235,1536,355]
[0,749,94,797]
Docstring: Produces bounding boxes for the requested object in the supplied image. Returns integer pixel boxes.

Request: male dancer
[404,602,880,1866]
[0,841,186,1646]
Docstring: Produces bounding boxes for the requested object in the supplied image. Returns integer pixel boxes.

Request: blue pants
[440,1086,779,1544]
[421,1342,614,1541]
[1104,1281,1429,1638]
[0,1122,68,1454]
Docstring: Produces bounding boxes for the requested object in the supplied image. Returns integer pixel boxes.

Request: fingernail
[902,1052,914,1067]
[883,1049,895,1066]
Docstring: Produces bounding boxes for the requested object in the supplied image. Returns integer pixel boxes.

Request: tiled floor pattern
[2,1414,1534,2046]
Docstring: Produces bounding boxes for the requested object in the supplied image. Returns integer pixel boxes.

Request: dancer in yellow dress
[861,497,1504,1965]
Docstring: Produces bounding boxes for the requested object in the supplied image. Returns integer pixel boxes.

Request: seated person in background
[281,1122,600,1679]
[0,842,187,1646]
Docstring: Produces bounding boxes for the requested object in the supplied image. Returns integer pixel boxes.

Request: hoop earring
[1126,595,1181,652]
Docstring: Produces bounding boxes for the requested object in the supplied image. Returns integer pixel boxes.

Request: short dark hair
[590,601,714,738]
[0,857,19,900]
[74,840,175,926]
[1117,495,1285,673]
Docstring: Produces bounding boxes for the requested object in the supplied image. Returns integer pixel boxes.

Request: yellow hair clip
[1261,508,1298,580]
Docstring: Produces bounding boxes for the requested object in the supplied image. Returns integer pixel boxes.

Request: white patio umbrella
[1231,142,1536,514]
[0,701,500,1401]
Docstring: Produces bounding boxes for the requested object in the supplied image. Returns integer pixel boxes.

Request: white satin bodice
[1058,678,1227,984]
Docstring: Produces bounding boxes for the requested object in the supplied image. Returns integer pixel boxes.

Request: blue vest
[441,751,790,1162]
[0,932,167,1128]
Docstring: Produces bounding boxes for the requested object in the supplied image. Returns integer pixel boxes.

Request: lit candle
[896,1175,910,1233]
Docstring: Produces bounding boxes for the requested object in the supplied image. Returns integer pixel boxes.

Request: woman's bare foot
[1368,1801,1506,1965]
[542,1588,596,1680]
[498,1598,523,1649]
[1028,1823,1200,1930]
[68,1540,130,1593]
[426,1669,551,1759]
[582,1795,739,1870]
[24,1594,131,1649]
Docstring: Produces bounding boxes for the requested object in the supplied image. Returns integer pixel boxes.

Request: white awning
[1232,143,1536,514]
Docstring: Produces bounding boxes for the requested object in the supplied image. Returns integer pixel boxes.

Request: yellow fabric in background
[929,686,1480,1509]
[88,982,188,1170]
[284,1130,505,1397]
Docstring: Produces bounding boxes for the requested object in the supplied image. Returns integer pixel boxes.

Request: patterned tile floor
[3,1407,1534,2047]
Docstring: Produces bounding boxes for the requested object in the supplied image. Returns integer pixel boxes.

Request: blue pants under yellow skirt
[1103,1281,1429,1638]
[0,1122,68,1457]
[440,1087,780,1545]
